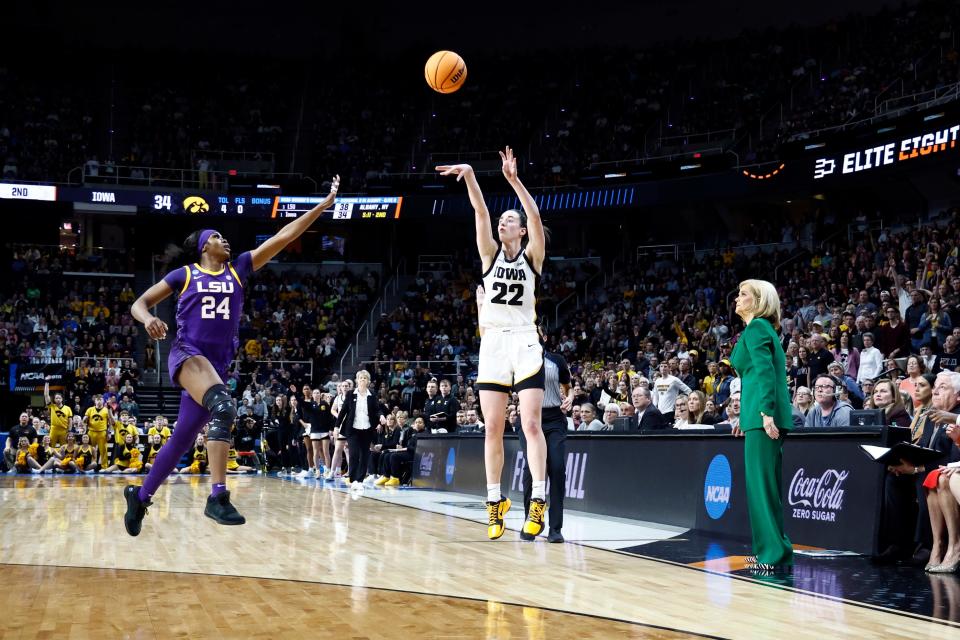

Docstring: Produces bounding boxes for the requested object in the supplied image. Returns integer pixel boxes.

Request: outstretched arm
[500,146,544,271]
[250,176,340,271]
[435,164,497,268]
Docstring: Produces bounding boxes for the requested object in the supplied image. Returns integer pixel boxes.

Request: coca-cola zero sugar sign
[788,468,849,523]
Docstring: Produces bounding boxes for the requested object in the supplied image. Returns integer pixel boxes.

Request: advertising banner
[9,363,66,392]
[415,431,884,554]
[782,103,960,186]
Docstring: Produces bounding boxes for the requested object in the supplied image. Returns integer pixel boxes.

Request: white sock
[487,483,501,503]
[531,481,546,501]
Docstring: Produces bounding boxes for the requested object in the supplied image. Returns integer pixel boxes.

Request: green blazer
[729,317,793,432]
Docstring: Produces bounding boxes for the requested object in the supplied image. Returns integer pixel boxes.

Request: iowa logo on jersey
[493,266,527,281]
[183,196,210,214]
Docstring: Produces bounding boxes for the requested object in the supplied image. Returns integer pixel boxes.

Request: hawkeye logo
[183,196,210,214]
[703,454,732,520]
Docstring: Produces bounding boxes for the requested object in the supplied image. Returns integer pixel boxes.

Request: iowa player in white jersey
[437,146,549,540]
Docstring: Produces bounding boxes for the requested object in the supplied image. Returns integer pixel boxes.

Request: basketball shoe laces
[488,501,500,528]
[528,499,545,524]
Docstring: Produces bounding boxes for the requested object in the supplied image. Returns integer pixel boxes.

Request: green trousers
[744,429,793,566]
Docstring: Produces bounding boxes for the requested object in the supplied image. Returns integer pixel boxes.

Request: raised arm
[500,146,544,272]
[435,163,497,268]
[44,381,52,406]
[250,176,340,271]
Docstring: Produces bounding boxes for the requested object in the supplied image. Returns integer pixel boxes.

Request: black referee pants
[278,426,298,469]
[519,416,567,534]
[346,428,376,483]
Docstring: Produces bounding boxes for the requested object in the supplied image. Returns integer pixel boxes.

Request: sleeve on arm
[835,404,853,426]
[750,330,781,415]
[898,289,911,317]
[162,267,189,296]
[556,355,571,385]
[232,251,255,285]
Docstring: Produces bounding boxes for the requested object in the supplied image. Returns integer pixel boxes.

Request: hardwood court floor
[0,474,955,639]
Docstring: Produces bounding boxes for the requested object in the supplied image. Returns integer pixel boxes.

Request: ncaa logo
[703,454,732,520]
[445,447,456,485]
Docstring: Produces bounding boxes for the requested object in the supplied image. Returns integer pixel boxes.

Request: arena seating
[2,1,958,187]
[358,207,959,429]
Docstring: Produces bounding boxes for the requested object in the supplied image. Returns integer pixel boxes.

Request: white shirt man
[724,393,741,428]
[566,405,582,431]
[651,363,693,417]
[461,409,485,432]
[857,332,884,384]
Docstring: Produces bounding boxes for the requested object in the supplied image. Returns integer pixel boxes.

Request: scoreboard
[273,196,402,220]
[1,184,402,220]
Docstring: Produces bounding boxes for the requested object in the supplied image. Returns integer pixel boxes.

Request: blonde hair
[355,369,371,383]
[687,390,708,423]
[739,279,782,330]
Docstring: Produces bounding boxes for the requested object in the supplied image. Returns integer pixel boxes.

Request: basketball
[424,50,467,94]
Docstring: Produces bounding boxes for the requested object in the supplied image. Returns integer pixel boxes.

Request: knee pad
[202,384,236,443]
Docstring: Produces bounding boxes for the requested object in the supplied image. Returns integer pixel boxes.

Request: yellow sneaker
[374,475,389,486]
[384,476,400,486]
[486,497,511,539]
[522,498,546,539]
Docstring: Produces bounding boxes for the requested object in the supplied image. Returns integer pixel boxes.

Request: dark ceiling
[7,0,908,58]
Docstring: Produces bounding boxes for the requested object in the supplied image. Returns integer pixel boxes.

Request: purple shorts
[168,341,232,387]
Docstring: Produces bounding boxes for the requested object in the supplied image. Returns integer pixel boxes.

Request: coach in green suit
[730,279,794,570]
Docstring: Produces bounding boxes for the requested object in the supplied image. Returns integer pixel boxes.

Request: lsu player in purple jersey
[122,176,340,536]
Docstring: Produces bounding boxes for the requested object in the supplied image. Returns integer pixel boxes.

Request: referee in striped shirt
[519,348,571,543]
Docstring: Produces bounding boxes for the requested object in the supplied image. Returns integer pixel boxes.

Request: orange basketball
[424,50,467,94]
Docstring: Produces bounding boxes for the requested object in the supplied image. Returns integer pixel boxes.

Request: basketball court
[1,474,956,639]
